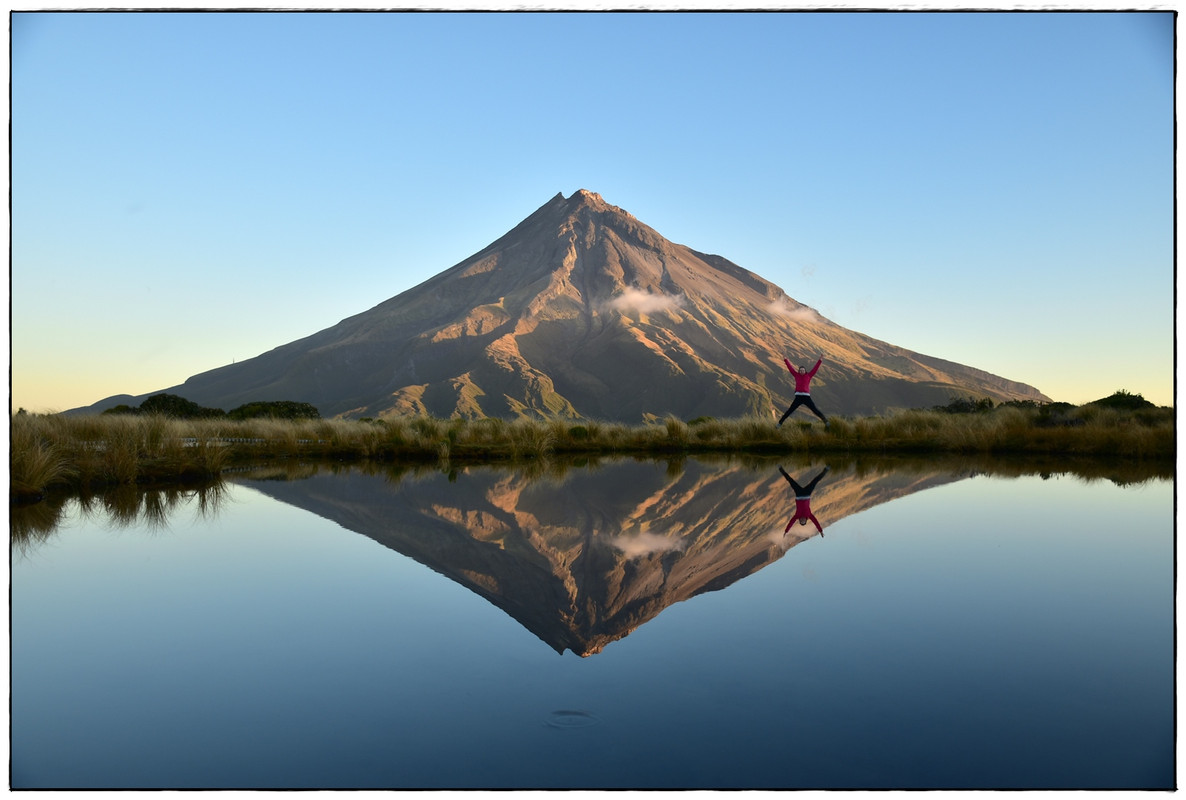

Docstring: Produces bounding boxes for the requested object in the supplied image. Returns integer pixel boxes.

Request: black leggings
[779,394,827,425]
[780,466,827,496]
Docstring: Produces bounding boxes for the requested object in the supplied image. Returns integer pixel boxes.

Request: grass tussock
[11,401,1173,501]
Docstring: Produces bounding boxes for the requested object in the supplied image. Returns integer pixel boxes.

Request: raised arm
[806,358,822,378]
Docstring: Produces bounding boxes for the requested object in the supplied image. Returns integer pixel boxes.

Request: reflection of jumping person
[778,358,828,426]
[779,465,829,535]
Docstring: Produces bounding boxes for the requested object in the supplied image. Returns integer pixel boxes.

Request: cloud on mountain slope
[606,288,685,314]
[608,530,686,558]
[767,297,821,323]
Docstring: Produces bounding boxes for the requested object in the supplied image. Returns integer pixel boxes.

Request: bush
[139,393,225,419]
[101,404,141,416]
[227,400,322,421]
[103,394,321,421]
[1088,390,1156,411]
[933,396,996,414]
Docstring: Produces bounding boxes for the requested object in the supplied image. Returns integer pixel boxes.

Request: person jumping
[779,465,829,536]
[778,357,828,426]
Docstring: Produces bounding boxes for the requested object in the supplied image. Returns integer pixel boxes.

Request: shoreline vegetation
[10,391,1173,503]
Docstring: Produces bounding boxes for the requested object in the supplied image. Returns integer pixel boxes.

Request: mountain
[81,189,1047,420]
[234,458,970,657]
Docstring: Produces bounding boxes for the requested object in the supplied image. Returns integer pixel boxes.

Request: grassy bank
[10,401,1173,502]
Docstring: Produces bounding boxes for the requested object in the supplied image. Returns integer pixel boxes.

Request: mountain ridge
[77,189,1048,420]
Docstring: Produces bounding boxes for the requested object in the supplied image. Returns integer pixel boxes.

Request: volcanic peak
[567,188,613,210]
[76,188,1051,421]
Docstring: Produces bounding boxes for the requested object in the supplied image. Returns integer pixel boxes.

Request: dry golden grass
[10,402,1173,500]
[10,417,74,500]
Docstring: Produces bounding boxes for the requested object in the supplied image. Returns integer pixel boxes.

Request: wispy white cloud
[766,527,791,550]
[609,531,686,558]
[607,288,685,314]
[767,297,820,323]
[766,525,817,552]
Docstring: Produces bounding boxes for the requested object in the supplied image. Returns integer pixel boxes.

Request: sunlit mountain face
[234,458,968,657]
[82,190,1046,420]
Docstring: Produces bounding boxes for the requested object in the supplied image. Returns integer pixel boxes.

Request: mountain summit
[87,190,1047,420]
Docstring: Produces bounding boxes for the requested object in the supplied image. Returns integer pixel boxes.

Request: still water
[11,456,1174,789]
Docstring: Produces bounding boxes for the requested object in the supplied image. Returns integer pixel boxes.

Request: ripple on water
[545,710,600,729]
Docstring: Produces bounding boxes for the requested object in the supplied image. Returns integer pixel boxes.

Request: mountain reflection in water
[11,455,1169,661]
[12,453,1172,790]
[221,456,978,656]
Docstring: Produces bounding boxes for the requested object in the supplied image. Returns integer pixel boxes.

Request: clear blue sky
[11,10,1175,412]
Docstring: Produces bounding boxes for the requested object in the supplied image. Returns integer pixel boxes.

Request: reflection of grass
[10,403,1173,499]
[10,480,228,558]
[12,448,1171,557]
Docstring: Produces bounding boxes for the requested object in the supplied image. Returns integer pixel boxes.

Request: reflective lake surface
[11,455,1175,789]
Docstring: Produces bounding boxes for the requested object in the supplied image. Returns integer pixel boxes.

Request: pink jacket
[785,498,823,533]
[785,358,822,394]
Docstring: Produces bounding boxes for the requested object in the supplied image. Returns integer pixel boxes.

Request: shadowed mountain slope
[235,458,968,657]
[82,190,1047,420]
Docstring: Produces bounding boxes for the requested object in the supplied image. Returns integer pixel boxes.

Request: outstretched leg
[780,465,822,496]
[799,466,829,496]
[779,466,808,493]
[778,396,805,426]
[801,396,828,424]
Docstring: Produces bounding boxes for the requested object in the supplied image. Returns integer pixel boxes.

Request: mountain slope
[82,189,1047,420]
